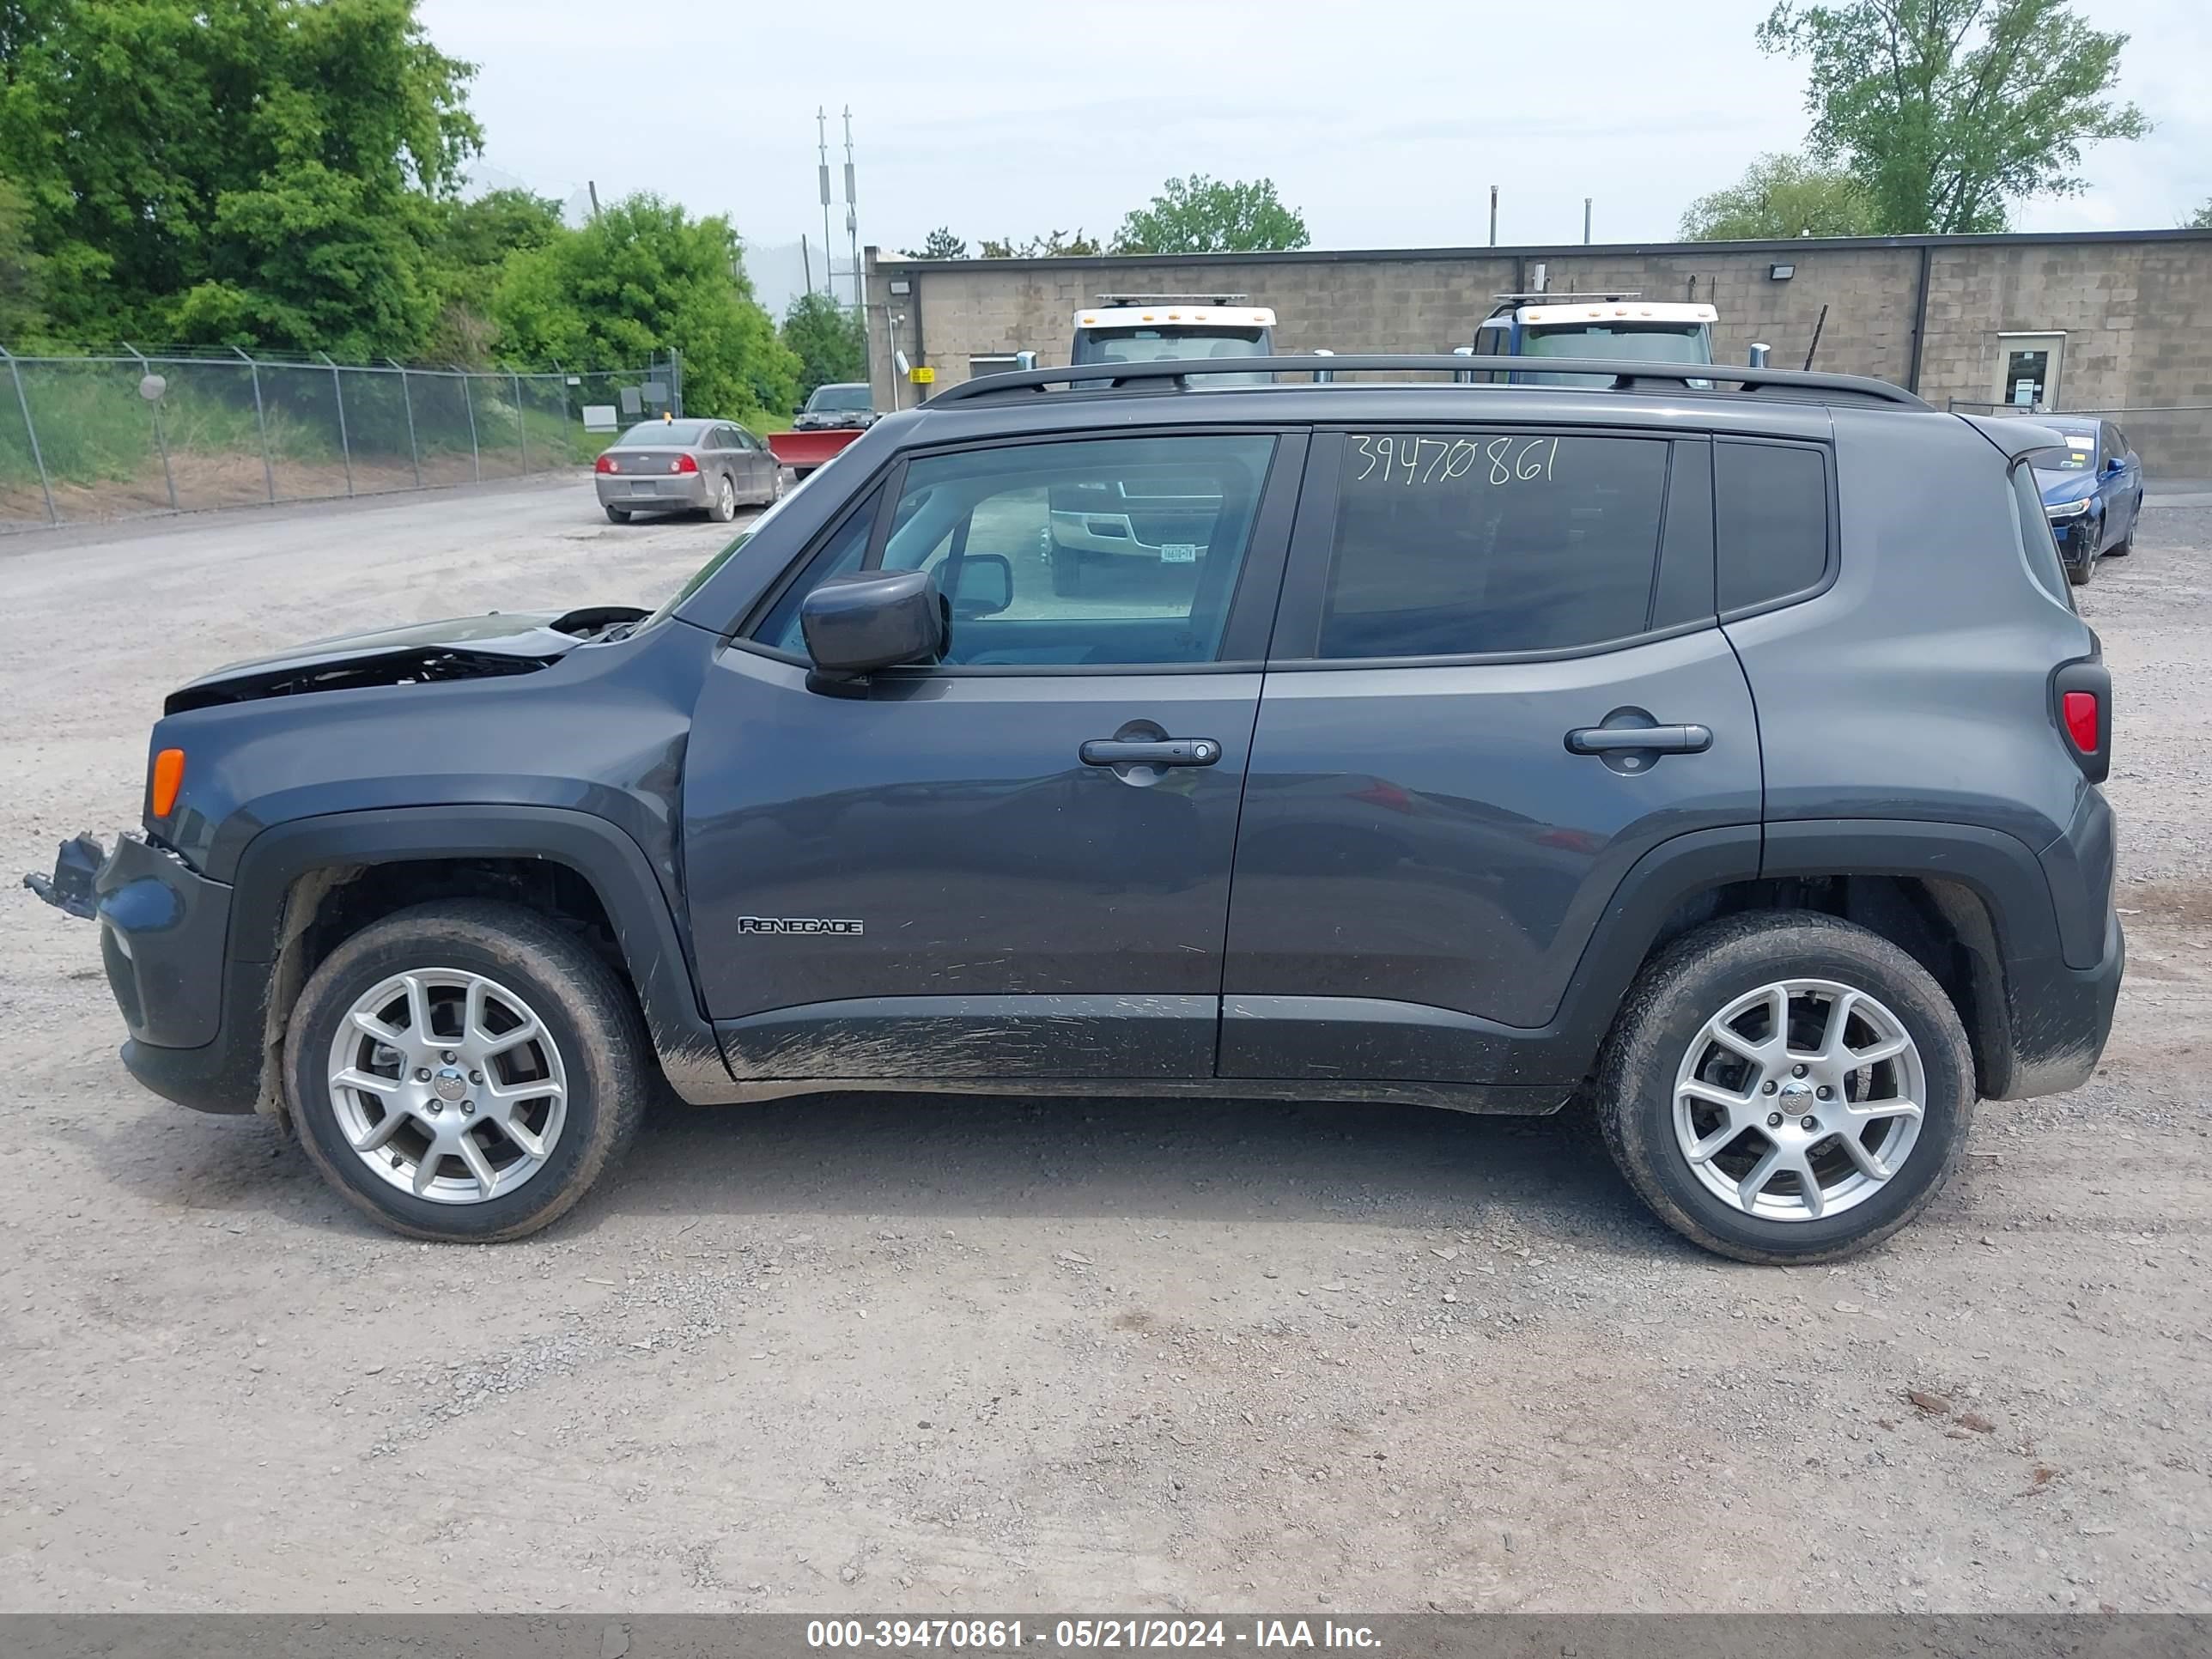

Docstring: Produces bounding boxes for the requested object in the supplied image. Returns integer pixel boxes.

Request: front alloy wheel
[287,900,648,1242]
[325,969,568,1204]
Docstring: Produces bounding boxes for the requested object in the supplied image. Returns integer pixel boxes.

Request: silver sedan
[593,418,783,525]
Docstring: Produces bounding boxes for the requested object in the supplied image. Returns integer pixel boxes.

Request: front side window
[879,434,1277,666]
[1318,432,1670,659]
[750,495,877,653]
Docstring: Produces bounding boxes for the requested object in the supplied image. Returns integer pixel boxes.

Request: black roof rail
[925,355,1933,410]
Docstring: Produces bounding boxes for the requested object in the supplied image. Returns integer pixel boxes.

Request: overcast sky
[423,0,2210,258]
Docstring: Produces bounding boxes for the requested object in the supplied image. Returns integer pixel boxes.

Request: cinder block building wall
[865,230,2212,471]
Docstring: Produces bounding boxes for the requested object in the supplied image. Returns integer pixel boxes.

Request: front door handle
[1080,737,1221,768]
[1565,724,1712,756]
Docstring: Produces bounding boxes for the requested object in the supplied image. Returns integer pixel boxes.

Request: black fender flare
[227,805,726,1096]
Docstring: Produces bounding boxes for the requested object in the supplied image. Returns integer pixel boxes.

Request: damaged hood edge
[165,606,648,714]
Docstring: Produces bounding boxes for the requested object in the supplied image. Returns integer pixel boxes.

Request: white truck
[1470,292,1717,385]
[1070,295,1278,384]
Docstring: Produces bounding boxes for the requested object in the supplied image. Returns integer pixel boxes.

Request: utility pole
[1583,198,1593,245]
[801,234,813,297]
[1488,185,1498,247]
[817,107,835,299]
[842,106,861,313]
[586,179,600,220]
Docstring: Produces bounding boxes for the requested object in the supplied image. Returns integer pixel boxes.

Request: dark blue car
[2033,416,2142,585]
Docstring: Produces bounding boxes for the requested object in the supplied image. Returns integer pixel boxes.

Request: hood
[2035,468,2100,506]
[165,605,647,714]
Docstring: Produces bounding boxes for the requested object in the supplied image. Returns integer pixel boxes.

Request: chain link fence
[1946,400,2212,487]
[0,346,685,532]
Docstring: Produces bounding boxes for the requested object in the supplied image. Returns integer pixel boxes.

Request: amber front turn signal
[150,747,185,817]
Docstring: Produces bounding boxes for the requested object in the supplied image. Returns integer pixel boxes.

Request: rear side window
[1317,432,1669,659]
[1714,441,1831,613]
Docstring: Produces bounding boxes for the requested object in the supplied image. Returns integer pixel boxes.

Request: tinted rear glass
[615,420,708,447]
[1714,441,1830,612]
[1317,433,1670,659]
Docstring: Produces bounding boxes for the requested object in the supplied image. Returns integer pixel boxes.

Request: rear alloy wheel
[604,505,630,525]
[710,474,739,523]
[1595,913,1972,1262]
[286,900,648,1242]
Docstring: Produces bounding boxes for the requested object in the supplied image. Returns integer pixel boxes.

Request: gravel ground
[1,482,2206,1613]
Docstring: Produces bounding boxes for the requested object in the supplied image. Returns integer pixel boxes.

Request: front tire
[285,900,649,1243]
[2068,551,2095,586]
[1594,912,1973,1264]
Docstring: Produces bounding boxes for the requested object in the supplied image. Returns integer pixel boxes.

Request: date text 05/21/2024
[805,1620,1382,1651]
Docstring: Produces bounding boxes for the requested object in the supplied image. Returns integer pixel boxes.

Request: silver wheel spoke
[412,1146,447,1196]
[464,978,492,1050]
[333,1067,400,1097]
[1790,1151,1826,1218]
[1736,1144,1784,1212]
[480,1018,543,1057]
[485,1071,562,1104]
[454,1133,499,1198]
[1838,1133,1893,1182]
[350,1009,405,1046]
[1680,1079,1755,1111]
[1819,991,1861,1061]
[401,974,434,1042]
[1710,1022,1770,1065]
[351,1105,413,1152]
[489,1109,546,1160]
[1846,1097,1923,1125]
[1687,1121,1744,1164]
[1848,1033,1912,1066]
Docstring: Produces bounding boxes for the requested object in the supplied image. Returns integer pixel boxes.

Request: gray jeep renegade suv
[31,355,2121,1262]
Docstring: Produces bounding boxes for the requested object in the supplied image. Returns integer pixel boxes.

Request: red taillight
[672,453,698,475]
[2063,690,2099,754]
[595,453,618,474]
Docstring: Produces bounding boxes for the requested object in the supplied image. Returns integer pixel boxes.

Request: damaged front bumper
[27,833,256,1113]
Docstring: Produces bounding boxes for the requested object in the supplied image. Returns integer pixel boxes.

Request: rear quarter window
[1714,440,1832,614]
[2009,463,2074,609]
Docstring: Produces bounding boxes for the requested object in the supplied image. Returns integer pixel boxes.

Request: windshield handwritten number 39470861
[1352,434,1559,488]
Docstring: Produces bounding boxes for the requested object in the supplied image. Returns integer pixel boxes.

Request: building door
[1996,334,2066,410]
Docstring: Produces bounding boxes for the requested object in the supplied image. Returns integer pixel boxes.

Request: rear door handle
[1565,724,1712,756]
[1080,738,1221,768]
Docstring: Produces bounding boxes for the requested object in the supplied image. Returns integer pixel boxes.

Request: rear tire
[285,900,649,1243]
[1594,912,1974,1264]
[709,474,739,523]
[604,505,630,525]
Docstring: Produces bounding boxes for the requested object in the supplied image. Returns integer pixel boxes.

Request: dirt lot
[1,480,2207,1613]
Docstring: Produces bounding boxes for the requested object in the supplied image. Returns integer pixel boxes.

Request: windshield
[614,420,708,447]
[2032,422,2100,479]
[1515,324,1711,386]
[1073,326,1268,366]
[805,384,872,412]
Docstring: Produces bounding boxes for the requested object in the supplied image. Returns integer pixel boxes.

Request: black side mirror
[800,569,946,685]
[950,554,1012,618]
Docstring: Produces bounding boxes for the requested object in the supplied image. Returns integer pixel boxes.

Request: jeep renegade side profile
[33,356,2121,1262]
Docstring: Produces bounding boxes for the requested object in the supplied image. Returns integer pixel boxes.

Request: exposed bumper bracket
[22,834,107,920]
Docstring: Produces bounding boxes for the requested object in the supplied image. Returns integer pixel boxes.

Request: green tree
[978,229,1103,258]
[1111,175,1310,255]
[781,291,867,403]
[901,226,967,259]
[1759,0,2148,234]
[0,178,47,343]
[492,193,799,420]
[423,188,568,364]
[1680,153,1876,239]
[0,0,481,353]
[2190,200,2212,228]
